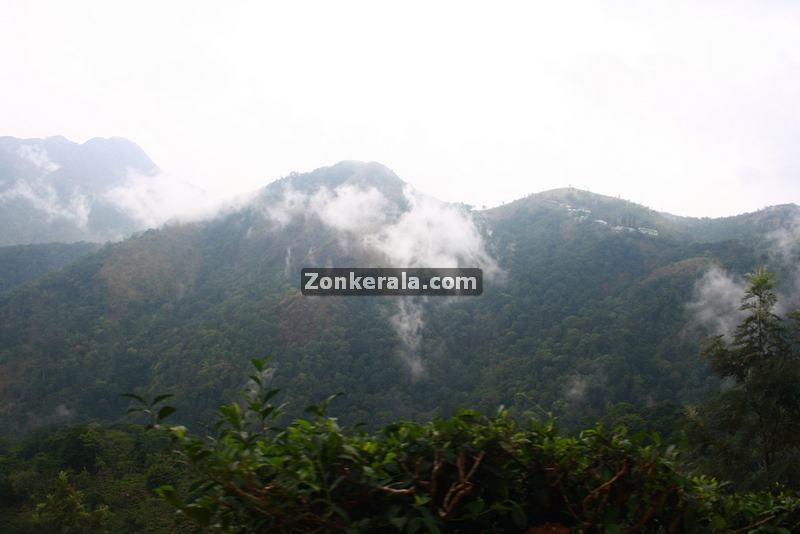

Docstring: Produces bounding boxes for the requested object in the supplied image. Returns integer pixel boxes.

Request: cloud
[390,298,426,380]
[54,404,75,418]
[4,2,800,218]
[16,145,60,173]
[563,363,606,405]
[3,144,240,236]
[366,188,499,274]
[312,185,391,233]
[687,265,748,339]
[688,215,800,339]
[263,182,499,274]
[103,169,243,228]
[284,246,293,278]
[766,214,800,313]
[0,145,91,227]
[265,184,391,232]
[0,175,91,229]
[264,187,314,227]
[262,181,501,376]
[564,374,589,403]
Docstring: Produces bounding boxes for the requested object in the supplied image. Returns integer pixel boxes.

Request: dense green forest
[2,259,800,531]
[3,0,799,528]
[2,162,800,530]
[1,163,798,437]
[0,242,100,294]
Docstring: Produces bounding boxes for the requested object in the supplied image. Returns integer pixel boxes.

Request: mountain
[0,242,101,294]
[0,136,159,245]
[0,161,798,436]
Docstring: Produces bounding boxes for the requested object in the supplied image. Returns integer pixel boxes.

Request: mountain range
[0,136,212,246]
[1,144,799,437]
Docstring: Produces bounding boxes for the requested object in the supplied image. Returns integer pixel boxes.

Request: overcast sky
[2,1,799,217]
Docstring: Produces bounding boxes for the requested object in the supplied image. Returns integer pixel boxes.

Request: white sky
[1,0,799,217]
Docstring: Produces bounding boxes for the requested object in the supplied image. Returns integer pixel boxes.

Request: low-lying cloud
[263,181,500,377]
[767,214,800,313]
[266,184,391,234]
[688,212,800,338]
[0,177,92,228]
[17,145,60,174]
[2,143,241,239]
[687,265,748,340]
[366,190,498,271]
[391,298,426,379]
[104,170,230,228]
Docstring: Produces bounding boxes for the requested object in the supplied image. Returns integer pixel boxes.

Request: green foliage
[1,176,792,438]
[600,401,685,444]
[122,392,176,430]
[0,242,100,294]
[147,361,800,532]
[689,267,800,489]
[2,168,800,530]
[0,424,189,533]
[31,471,111,533]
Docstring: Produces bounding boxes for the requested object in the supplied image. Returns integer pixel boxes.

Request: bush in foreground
[132,360,800,533]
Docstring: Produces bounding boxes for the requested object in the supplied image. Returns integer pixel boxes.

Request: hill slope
[0,242,101,294]
[0,162,798,435]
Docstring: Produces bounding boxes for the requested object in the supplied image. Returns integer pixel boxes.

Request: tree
[691,267,800,488]
[131,359,800,532]
[32,471,111,533]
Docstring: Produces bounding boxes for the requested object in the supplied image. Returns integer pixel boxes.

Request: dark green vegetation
[136,270,792,531]
[0,242,100,294]
[686,267,800,490]
[0,423,188,533]
[146,364,799,532]
[1,162,798,436]
[1,270,799,531]
[1,161,800,530]
[2,350,799,533]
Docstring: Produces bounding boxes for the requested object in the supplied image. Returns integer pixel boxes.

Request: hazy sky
[2,1,799,217]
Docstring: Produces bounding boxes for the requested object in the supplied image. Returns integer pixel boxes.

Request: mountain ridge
[0,135,161,245]
[1,156,798,437]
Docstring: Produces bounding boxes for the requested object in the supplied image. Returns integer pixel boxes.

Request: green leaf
[182,504,213,526]
[155,485,181,506]
[157,406,176,421]
[511,501,527,528]
[153,394,175,405]
[709,515,726,530]
[305,404,323,416]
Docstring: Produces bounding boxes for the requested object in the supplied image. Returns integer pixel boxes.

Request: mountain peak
[0,135,158,178]
[0,135,161,245]
[261,160,408,206]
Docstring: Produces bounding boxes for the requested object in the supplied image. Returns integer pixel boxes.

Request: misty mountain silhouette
[0,136,159,245]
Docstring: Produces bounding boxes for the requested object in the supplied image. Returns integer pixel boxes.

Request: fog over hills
[0,136,214,245]
[5,2,800,526]
[1,156,798,436]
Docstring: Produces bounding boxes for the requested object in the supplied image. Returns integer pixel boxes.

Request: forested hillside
[0,242,101,294]
[1,161,798,437]
[5,1,800,530]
